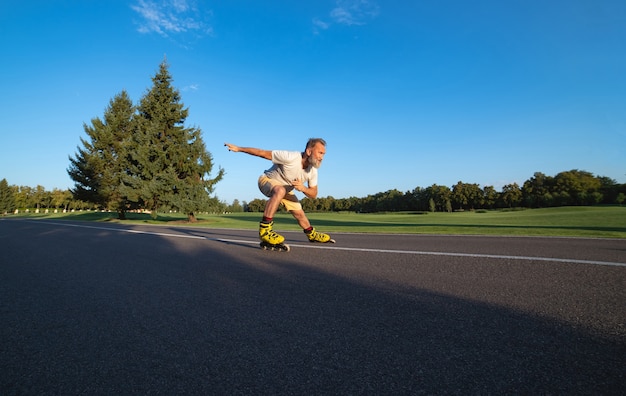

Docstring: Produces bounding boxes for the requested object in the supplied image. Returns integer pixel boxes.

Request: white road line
[25,220,208,240]
[19,220,626,268]
[288,242,626,267]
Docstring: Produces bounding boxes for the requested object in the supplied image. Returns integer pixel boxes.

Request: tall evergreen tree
[0,178,16,215]
[68,90,135,219]
[126,60,224,221]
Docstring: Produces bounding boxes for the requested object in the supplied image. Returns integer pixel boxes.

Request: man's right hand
[224,143,239,152]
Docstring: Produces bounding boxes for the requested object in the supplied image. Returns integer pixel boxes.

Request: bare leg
[263,185,286,219]
[290,209,311,230]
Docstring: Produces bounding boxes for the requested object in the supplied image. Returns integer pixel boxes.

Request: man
[224,138,334,245]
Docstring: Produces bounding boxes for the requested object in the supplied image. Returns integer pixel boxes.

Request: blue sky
[1,0,625,204]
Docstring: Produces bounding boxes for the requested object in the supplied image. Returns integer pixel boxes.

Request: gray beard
[308,157,321,169]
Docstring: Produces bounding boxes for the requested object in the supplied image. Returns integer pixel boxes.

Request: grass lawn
[10,206,626,239]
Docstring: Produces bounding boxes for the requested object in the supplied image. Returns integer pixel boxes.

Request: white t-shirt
[264,150,318,191]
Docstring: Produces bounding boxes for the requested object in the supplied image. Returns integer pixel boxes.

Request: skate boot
[259,221,289,251]
[305,227,335,243]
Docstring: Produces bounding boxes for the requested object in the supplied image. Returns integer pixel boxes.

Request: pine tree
[0,178,16,215]
[126,59,224,221]
[68,91,136,219]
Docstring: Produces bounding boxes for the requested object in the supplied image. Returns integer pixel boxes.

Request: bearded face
[306,142,326,169]
[308,156,321,169]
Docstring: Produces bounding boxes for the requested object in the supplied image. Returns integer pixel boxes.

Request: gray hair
[306,138,327,150]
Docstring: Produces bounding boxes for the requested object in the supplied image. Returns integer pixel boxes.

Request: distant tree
[522,172,554,208]
[247,198,267,212]
[304,196,332,212]
[409,187,429,212]
[33,185,47,213]
[68,90,136,219]
[425,184,452,212]
[227,199,243,212]
[468,183,484,209]
[428,198,436,213]
[365,189,406,212]
[347,196,362,212]
[321,196,335,211]
[452,182,483,210]
[452,181,469,210]
[123,60,224,222]
[13,186,33,210]
[0,179,16,215]
[359,194,377,213]
[500,183,522,208]
[332,197,352,211]
[483,186,497,209]
[553,169,601,205]
[51,188,73,212]
[301,198,314,212]
[597,176,618,204]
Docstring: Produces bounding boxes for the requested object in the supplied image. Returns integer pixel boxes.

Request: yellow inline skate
[259,221,290,252]
[306,227,336,243]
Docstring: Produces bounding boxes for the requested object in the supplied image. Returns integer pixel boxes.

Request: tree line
[244,169,625,213]
[0,179,227,215]
[0,181,82,214]
[2,169,624,217]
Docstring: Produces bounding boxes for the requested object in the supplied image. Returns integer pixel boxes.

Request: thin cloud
[312,18,330,35]
[330,0,379,26]
[314,0,379,33]
[182,84,199,92]
[131,0,213,38]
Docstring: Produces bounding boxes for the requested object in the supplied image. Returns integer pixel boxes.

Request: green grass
[9,206,626,239]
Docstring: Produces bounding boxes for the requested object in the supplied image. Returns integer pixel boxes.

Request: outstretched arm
[224,143,272,160]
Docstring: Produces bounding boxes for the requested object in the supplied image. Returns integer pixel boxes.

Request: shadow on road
[1,220,624,394]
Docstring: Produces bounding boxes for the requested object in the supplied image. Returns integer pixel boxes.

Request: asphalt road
[1,218,625,395]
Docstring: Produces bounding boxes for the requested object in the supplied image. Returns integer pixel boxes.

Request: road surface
[1,218,625,394]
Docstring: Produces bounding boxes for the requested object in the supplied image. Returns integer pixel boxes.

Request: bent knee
[271,185,287,196]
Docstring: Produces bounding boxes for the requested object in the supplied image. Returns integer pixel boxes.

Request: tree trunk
[187,212,197,223]
[117,210,126,220]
